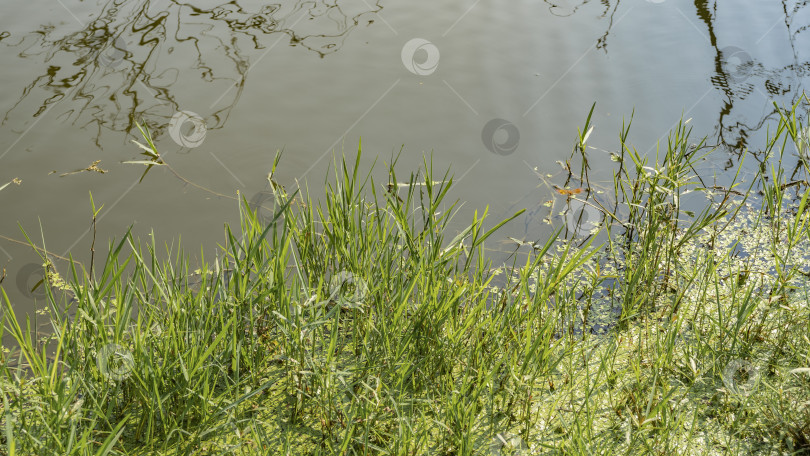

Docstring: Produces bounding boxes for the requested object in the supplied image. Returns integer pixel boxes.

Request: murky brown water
[1,0,808,332]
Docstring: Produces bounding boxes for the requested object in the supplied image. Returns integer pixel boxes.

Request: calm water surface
[1,0,808,325]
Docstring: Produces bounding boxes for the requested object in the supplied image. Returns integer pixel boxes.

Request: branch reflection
[1,0,383,147]
[695,0,810,166]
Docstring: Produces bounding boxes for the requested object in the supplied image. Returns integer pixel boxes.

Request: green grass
[1,99,809,455]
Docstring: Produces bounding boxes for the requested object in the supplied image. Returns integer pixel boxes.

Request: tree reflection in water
[0,0,383,147]
[547,0,809,173]
[1,0,808,170]
[693,0,808,170]
[542,0,623,52]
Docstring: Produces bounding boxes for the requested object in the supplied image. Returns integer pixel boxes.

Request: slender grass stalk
[2,100,809,454]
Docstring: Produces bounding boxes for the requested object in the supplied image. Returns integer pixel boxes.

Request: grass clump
[1,99,810,455]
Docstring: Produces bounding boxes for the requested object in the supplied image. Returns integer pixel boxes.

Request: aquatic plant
[1,99,809,455]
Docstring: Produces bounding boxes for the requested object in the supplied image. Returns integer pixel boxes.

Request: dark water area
[1,0,809,333]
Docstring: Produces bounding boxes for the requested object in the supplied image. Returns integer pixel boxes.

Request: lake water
[1,0,808,328]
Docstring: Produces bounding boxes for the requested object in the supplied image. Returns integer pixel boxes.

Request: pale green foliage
[0,99,808,454]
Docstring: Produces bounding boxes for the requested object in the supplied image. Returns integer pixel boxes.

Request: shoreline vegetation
[1,99,810,455]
